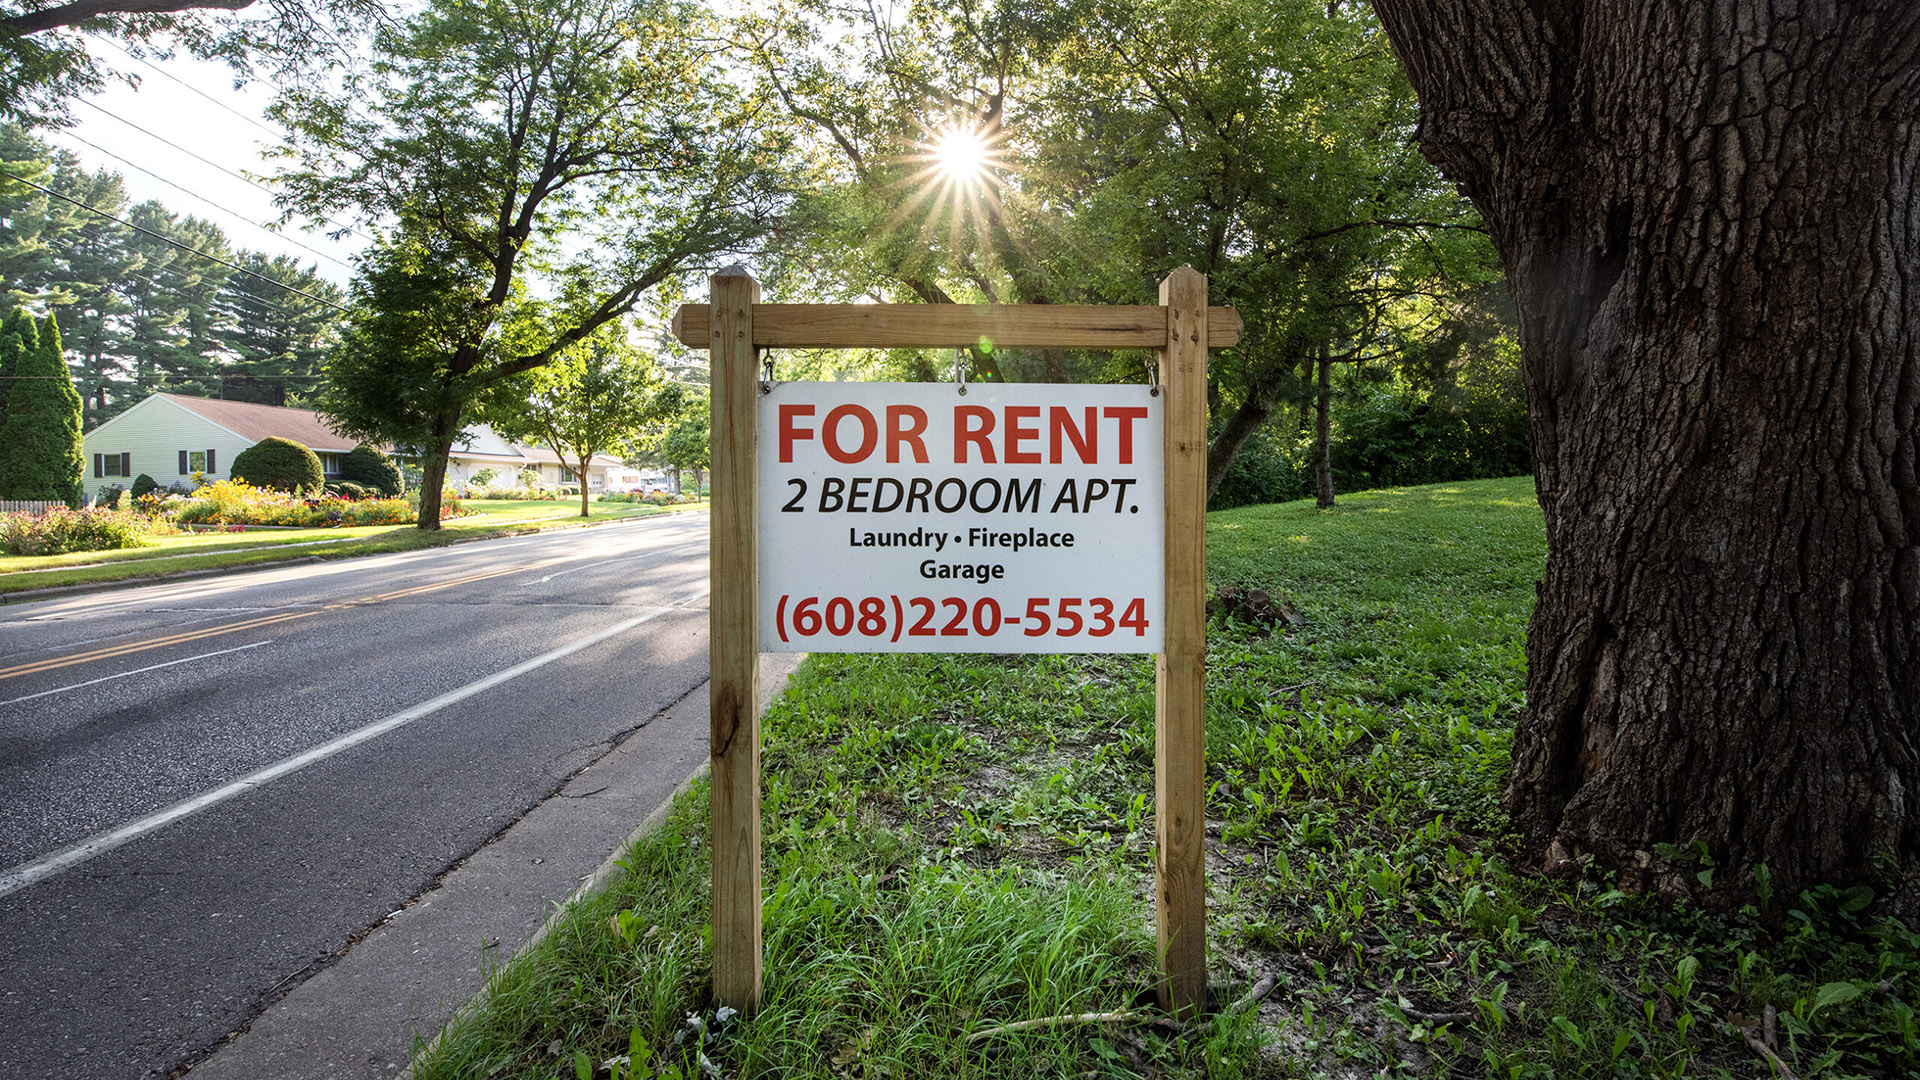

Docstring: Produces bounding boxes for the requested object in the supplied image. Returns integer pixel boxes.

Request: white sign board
[758,381,1164,652]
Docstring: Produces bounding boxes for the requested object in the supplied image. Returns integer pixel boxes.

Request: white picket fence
[0,500,61,516]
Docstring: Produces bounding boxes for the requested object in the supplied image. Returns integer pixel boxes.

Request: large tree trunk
[1371,1,1920,910]
[415,410,457,531]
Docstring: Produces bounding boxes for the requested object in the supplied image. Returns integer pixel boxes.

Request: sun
[932,125,991,184]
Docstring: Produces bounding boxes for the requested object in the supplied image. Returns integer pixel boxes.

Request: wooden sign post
[676,267,1236,1017]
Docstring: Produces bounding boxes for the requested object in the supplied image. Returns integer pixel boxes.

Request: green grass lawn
[0,497,706,596]
[411,476,1917,1080]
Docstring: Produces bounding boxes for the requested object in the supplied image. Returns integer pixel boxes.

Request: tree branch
[2,0,252,35]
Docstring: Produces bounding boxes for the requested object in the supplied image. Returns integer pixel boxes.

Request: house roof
[156,393,361,453]
[514,441,625,467]
[449,424,527,462]
[145,394,623,470]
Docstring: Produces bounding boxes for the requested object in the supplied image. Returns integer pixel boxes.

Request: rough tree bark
[1370,1,1920,910]
[417,419,455,532]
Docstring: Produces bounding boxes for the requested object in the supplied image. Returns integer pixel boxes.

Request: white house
[81,393,629,494]
[82,393,358,490]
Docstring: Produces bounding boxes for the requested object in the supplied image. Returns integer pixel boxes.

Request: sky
[58,45,369,287]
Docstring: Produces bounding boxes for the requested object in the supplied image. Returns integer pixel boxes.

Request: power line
[39,234,343,337]
[55,130,357,273]
[93,39,287,142]
[74,97,375,244]
[0,170,352,313]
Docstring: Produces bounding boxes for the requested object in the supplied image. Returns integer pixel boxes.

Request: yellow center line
[0,558,576,682]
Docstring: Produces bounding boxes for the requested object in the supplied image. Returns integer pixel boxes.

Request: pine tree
[0,126,93,310]
[120,202,230,402]
[214,252,344,407]
[0,310,86,504]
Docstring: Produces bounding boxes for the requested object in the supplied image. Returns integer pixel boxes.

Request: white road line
[0,641,274,708]
[0,606,679,899]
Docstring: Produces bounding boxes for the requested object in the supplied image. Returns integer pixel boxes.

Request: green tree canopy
[742,0,1506,496]
[483,324,681,517]
[283,0,787,528]
[1,0,384,127]
[652,387,708,491]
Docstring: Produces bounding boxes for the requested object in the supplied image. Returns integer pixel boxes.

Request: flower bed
[0,506,155,555]
[598,490,699,505]
[173,479,416,528]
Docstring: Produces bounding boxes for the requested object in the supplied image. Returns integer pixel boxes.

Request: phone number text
[772,594,1150,644]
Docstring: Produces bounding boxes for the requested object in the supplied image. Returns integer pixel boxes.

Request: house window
[562,467,579,482]
[104,453,124,477]
[189,451,207,472]
[319,453,344,476]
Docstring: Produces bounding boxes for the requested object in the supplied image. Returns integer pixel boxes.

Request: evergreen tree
[0,310,85,504]
[0,125,93,309]
[215,252,344,407]
[60,207,142,429]
[0,306,25,452]
[120,202,231,402]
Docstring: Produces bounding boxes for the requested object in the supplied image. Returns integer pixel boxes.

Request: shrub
[0,506,153,555]
[335,481,370,500]
[469,468,497,488]
[130,473,159,498]
[343,444,405,496]
[1210,428,1311,511]
[95,484,129,510]
[231,437,325,494]
[516,467,540,488]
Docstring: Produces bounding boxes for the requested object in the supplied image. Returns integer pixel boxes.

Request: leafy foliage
[650,388,709,483]
[0,125,346,428]
[0,0,383,128]
[0,504,151,554]
[341,443,404,496]
[173,477,412,527]
[228,436,324,494]
[742,0,1512,494]
[0,307,83,503]
[482,324,678,517]
[277,0,787,527]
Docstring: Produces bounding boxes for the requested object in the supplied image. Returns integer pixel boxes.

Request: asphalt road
[0,512,714,1079]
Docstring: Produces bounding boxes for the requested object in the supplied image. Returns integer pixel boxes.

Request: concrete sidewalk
[185,655,803,1080]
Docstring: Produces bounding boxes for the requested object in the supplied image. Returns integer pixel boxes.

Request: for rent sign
[758,381,1164,652]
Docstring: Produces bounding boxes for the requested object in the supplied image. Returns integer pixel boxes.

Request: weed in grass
[414,478,1918,1079]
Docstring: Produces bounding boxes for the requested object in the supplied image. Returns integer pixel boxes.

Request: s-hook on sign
[758,382,1164,652]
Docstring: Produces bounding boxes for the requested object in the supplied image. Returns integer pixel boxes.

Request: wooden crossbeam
[671,302,1242,350]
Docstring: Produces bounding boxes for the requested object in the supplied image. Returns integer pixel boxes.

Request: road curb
[399,757,714,1079]
[401,655,802,1079]
[180,650,801,1080]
